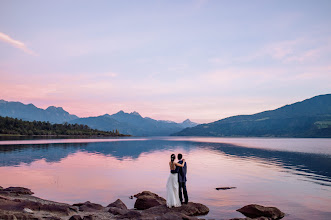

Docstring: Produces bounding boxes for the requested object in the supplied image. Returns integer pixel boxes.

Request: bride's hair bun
[171,154,176,162]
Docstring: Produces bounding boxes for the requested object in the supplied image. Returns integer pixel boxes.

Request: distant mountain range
[1,94,330,138]
[69,111,198,136]
[0,100,198,136]
[173,94,331,138]
[0,100,78,123]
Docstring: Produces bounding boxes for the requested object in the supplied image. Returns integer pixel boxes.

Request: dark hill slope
[0,116,125,136]
[173,94,331,138]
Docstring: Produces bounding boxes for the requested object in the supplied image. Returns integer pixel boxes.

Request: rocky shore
[0,186,284,220]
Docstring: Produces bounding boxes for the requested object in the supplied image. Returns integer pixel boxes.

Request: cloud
[0,32,37,55]
[236,38,330,64]
[100,72,118,78]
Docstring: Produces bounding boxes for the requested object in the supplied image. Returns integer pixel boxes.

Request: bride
[166,154,185,208]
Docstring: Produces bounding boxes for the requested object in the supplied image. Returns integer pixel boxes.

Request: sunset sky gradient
[1,0,330,123]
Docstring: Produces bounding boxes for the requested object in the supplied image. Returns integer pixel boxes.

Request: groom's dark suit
[178,160,188,204]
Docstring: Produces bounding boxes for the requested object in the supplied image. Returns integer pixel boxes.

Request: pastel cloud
[232,37,330,64]
[0,32,37,56]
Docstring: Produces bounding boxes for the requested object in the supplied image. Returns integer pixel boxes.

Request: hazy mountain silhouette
[69,111,197,136]
[0,100,198,136]
[0,100,78,123]
[173,94,331,137]
[180,119,198,128]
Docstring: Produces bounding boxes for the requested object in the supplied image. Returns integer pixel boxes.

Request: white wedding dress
[166,171,181,208]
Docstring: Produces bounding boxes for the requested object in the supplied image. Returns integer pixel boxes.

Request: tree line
[0,116,127,136]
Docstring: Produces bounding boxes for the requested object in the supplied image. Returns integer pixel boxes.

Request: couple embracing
[166,153,189,208]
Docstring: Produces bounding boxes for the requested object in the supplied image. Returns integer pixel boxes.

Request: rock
[230,218,271,220]
[0,186,3,190]
[0,197,23,212]
[43,203,77,215]
[69,215,83,220]
[134,191,166,210]
[108,207,129,216]
[19,200,76,215]
[237,204,285,219]
[178,202,210,216]
[83,215,95,220]
[216,187,236,190]
[43,217,62,220]
[0,191,10,196]
[0,195,9,200]
[4,187,34,195]
[0,213,40,220]
[107,199,127,209]
[0,196,75,215]
[145,202,209,216]
[23,208,34,213]
[156,212,199,220]
[134,191,163,199]
[0,214,17,220]
[116,210,142,219]
[73,201,104,212]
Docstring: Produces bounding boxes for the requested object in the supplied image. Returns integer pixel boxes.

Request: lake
[0,137,330,219]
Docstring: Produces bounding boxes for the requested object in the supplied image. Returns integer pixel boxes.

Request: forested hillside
[0,116,126,136]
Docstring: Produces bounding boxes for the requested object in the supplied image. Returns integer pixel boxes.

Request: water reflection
[0,138,330,219]
[1,140,330,186]
[207,143,331,186]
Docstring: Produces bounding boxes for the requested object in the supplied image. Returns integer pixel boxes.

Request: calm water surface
[0,137,330,220]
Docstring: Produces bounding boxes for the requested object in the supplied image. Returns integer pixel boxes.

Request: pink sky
[1,1,330,123]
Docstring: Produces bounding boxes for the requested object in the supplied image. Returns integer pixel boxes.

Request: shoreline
[0,134,130,137]
[0,186,285,220]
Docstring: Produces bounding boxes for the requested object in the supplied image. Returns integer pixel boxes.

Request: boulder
[0,212,40,220]
[43,217,62,220]
[0,197,24,212]
[134,191,162,198]
[83,215,95,220]
[69,215,83,220]
[0,195,10,201]
[107,199,127,209]
[237,204,285,219]
[19,200,76,215]
[0,191,10,196]
[156,212,199,220]
[4,187,34,195]
[108,207,129,215]
[73,201,103,212]
[0,214,16,220]
[230,217,271,220]
[145,202,209,216]
[134,191,166,210]
[177,202,210,216]
[116,210,142,219]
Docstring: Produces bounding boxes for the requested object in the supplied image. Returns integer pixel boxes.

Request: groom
[177,153,188,204]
